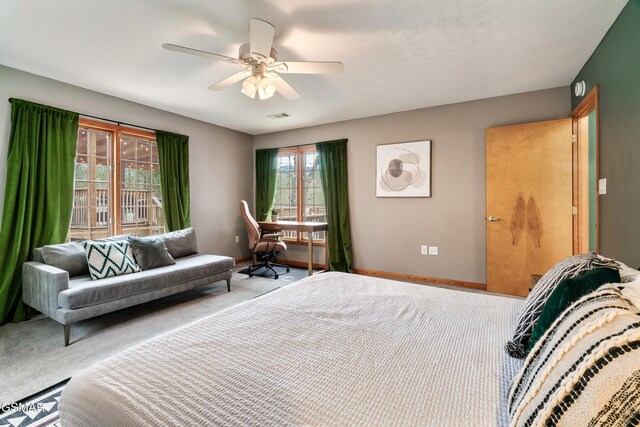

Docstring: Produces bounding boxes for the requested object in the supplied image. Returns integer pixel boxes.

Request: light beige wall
[254,87,571,284]
[0,65,253,260]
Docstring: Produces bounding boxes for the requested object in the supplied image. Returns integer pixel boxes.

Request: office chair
[240,200,290,279]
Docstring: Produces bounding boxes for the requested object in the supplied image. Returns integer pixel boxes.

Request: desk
[258,220,328,276]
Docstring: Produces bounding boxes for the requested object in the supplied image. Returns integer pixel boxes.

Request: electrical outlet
[235,235,239,243]
[421,245,429,255]
[428,246,439,256]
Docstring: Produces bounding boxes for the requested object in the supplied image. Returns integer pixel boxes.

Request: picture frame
[376,140,431,197]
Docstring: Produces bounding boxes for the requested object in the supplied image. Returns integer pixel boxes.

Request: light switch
[599,178,607,195]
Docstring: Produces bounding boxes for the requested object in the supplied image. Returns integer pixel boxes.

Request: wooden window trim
[76,118,158,238]
[276,146,326,248]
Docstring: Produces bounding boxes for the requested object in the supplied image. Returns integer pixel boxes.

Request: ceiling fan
[162,18,344,101]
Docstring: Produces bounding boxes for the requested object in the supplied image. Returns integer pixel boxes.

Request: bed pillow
[41,241,89,277]
[616,260,640,283]
[83,240,141,280]
[128,236,176,270]
[506,253,619,358]
[526,267,620,354]
[509,285,640,426]
[621,274,640,307]
[157,228,198,259]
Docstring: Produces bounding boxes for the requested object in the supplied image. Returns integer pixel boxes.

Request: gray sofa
[22,228,234,346]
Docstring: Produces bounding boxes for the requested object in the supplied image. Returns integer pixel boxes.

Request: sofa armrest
[22,261,69,319]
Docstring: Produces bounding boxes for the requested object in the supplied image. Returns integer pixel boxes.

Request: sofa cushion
[129,236,176,270]
[84,240,141,280]
[37,234,132,278]
[41,242,88,277]
[158,228,198,259]
[58,254,234,309]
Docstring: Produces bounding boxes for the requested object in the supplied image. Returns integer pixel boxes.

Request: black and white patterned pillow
[508,285,640,426]
[506,253,619,358]
[83,240,141,280]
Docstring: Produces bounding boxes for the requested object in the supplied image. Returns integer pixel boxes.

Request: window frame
[71,118,160,239]
[275,146,326,247]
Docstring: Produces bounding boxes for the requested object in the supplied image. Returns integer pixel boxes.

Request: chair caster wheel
[248,274,253,278]
[274,275,279,279]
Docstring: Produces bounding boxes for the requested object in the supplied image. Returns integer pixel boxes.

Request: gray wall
[254,87,570,284]
[0,65,253,260]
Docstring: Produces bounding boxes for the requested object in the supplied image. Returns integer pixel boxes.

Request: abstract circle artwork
[376,140,431,197]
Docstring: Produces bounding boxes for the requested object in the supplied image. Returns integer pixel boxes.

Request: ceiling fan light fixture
[164,18,340,101]
[241,75,258,98]
[258,75,277,100]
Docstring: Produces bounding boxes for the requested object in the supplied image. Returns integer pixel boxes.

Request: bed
[59,272,524,426]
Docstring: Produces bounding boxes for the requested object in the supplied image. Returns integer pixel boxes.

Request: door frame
[571,85,599,254]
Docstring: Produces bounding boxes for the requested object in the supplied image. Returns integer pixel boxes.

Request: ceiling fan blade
[274,61,344,75]
[208,70,252,91]
[162,43,243,65]
[271,75,301,100]
[249,18,275,60]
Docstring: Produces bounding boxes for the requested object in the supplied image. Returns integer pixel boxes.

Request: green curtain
[156,131,190,231]
[255,148,278,221]
[317,139,353,273]
[0,99,79,324]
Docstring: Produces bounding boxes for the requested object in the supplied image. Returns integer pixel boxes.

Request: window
[69,119,163,241]
[273,146,326,244]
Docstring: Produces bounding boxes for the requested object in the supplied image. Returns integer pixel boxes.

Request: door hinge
[571,134,577,144]
[572,206,578,215]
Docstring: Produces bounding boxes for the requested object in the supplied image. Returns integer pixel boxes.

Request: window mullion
[297,150,304,242]
[113,129,122,235]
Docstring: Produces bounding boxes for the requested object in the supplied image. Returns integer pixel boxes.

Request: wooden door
[486,118,573,296]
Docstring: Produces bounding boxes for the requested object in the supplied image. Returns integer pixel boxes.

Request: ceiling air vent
[267,112,290,119]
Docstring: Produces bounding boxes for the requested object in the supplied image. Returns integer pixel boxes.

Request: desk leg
[325,234,329,271]
[307,235,313,276]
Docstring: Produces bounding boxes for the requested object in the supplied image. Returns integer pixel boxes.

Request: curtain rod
[78,113,156,132]
[277,142,318,149]
[8,97,157,133]
[79,112,157,133]
[262,138,348,151]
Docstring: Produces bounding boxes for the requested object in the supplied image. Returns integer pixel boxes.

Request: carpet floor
[0,263,309,405]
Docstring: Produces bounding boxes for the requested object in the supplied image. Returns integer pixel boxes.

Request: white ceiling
[0,0,627,135]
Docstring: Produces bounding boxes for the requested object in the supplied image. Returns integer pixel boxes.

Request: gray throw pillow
[157,228,198,259]
[41,242,89,277]
[128,236,176,270]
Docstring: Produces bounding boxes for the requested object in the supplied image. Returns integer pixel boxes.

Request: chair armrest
[262,233,284,239]
[22,261,69,318]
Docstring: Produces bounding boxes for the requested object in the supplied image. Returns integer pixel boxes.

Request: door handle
[487,216,502,222]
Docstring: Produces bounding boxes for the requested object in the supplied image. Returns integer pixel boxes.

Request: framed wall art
[376,140,431,197]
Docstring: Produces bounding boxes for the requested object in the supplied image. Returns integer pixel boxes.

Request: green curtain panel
[156,131,191,231]
[255,148,279,221]
[0,99,79,324]
[317,139,353,273]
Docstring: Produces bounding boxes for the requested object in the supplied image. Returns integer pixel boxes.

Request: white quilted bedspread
[59,272,524,426]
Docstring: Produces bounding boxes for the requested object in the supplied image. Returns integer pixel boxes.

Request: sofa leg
[226,278,231,292]
[63,324,71,347]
